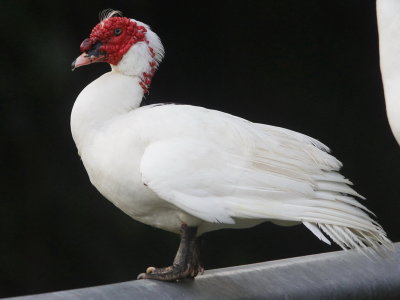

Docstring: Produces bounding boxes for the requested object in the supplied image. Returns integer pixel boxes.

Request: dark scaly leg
[137,224,203,281]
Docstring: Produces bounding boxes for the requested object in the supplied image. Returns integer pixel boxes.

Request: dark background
[1,0,399,298]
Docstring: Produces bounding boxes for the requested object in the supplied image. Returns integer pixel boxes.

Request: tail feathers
[303,222,331,245]
[229,195,392,256]
[303,221,393,257]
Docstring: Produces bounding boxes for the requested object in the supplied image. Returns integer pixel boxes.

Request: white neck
[71,70,144,150]
[377,0,400,145]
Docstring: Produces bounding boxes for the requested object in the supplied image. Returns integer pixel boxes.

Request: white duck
[377,0,400,145]
[71,10,391,281]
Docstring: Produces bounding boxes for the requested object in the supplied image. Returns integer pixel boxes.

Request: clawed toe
[137,264,202,281]
[137,224,202,282]
[146,266,156,273]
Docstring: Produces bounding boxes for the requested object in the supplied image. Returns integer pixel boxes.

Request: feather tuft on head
[99,9,123,21]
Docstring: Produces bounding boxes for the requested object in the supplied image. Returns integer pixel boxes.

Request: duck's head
[72,10,164,93]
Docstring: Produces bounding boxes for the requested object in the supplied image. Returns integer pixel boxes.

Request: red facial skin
[74,16,158,93]
[80,17,147,65]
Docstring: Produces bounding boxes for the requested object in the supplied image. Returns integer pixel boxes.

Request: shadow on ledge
[6,242,400,300]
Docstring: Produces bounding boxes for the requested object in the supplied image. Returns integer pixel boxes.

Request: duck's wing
[139,106,391,254]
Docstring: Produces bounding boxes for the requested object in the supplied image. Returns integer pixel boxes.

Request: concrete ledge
[6,242,400,300]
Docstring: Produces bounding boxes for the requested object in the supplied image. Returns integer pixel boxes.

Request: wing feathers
[139,105,391,256]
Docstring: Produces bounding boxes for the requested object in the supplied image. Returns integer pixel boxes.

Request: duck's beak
[71,41,106,70]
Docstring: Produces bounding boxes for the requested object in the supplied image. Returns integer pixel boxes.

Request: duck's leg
[137,224,203,281]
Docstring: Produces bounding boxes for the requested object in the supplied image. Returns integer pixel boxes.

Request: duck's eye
[114,28,122,36]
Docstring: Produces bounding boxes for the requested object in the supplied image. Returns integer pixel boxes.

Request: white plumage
[71,11,391,261]
[377,0,400,146]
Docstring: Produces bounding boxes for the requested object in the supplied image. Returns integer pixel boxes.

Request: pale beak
[71,41,106,70]
[71,53,105,70]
